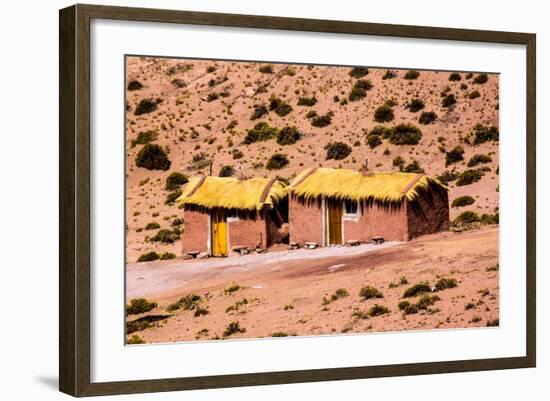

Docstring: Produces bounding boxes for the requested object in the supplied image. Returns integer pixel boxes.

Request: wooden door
[211,211,228,256]
[326,199,343,245]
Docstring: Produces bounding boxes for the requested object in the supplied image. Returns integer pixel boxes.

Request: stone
[346,240,360,246]
[255,248,268,254]
[372,236,385,244]
[196,252,209,259]
[186,251,200,258]
[305,241,318,249]
[181,254,194,260]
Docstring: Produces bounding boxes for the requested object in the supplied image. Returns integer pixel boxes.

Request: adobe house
[177,176,288,257]
[288,167,449,245]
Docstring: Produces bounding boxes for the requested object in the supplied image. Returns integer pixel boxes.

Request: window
[344,200,358,215]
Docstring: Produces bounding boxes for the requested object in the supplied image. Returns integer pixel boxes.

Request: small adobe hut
[177,176,288,257]
[288,167,449,245]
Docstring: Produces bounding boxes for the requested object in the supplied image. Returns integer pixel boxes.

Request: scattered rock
[372,236,385,244]
[196,252,209,259]
[345,239,360,246]
[186,251,200,258]
[305,242,318,249]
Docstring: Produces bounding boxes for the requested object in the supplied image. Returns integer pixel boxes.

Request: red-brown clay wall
[289,198,324,245]
[181,209,209,254]
[344,202,409,242]
[228,217,267,250]
[407,188,449,239]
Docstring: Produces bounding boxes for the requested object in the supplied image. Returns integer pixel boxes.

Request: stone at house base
[181,254,194,260]
[372,236,385,244]
[232,246,249,255]
[304,241,318,249]
[196,252,209,259]
[288,241,300,250]
[255,248,268,254]
[186,251,200,258]
[345,239,360,246]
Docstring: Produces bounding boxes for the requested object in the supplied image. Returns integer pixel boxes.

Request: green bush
[382,70,397,79]
[171,217,183,226]
[131,130,158,147]
[481,213,499,225]
[467,154,492,167]
[250,104,268,120]
[456,169,484,186]
[165,188,182,205]
[127,80,143,91]
[452,195,475,208]
[137,252,159,262]
[404,70,420,80]
[223,321,246,337]
[134,98,158,115]
[374,105,394,123]
[325,142,352,160]
[392,156,405,169]
[407,98,425,112]
[402,159,424,173]
[331,288,349,301]
[442,94,457,108]
[445,146,464,166]
[243,122,278,144]
[269,97,293,117]
[145,222,160,230]
[219,165,235,177]
[367,135,382,149]
[266,153,289,170]
[389,124,422,145]
[436,170,458,185]
[453,211,480,225]
[305,110,318,119]
[359,286,384,300]
[416,294,440,309]
[448,72,462,81]
[418,111,437,125]
[398,300,411,310]
[349,67,369,78]
[165,172,188,190]
[473,73,489,84]
[135,144,171,170]
[311,112,333,127]
[259,65,273,74]
[468,90,481,99]
[277,126,302,145]
[160,252,176,260]
[369,125,392,139]
[126,298,158,315]
[127,335,145,344]
[403,282,431,298]
[368,304,390,317]
[465,72,474,79]
[434,278,457,291]
[150,229,179,244]
[232,149,244,159]
[297,96,317,106]
[179,294,201,310]
[472,124,499,144]
[348,79,373,101]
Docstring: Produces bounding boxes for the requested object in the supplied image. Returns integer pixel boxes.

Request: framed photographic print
[59,4,536,397]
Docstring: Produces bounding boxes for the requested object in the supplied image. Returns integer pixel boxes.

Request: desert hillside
[125,56,499,262]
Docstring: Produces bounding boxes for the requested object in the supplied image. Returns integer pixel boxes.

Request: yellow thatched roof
[177,176,287,211]
[290,167,447,203]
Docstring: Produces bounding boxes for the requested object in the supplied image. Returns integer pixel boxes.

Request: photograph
[124,56,500,345]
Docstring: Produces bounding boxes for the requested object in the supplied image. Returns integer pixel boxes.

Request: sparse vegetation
[266,153,289,170]
[389,123,422,145]
[259,65,274,74]
[135,144,171,170]
[165,172,188,190]
[448,73,461,81]
[149,228,180,244]
[407,98,425,112]
[368,304,390,317]
[445,146,465,166]
[367,135,382,149]
[403,282,431,298]
[374,105,394,123]
[349,67,369,78]
[325,142,352,160]
[468,90,481,99]
[473,73,489,84]
[467,154,492,167]
[145,222,160,230]
[452,195,475,208]
[419,111,437,124]
[297,96,317,106]
[223,321,246,337]
[436,170,458,185]
[359,286,384,300]
[250,104,268,120]
[277,126,302,145]
[456,169,484,186]
[131,130,158,147]
[311,112,333,127]
[137,252,160,262]
[472,124,499,145]
[219,165,235,177]
[382,70,397,79]
[243,122,278,144]
[127,80,143,90]
[404,70,420,80]
[165,189,182,205]
[269,97,293,117]
[402,159,424,173]
[224,283,241,295]
[348,79,373,101]
[126,298,158,315]
[127,335,145,344]
[134,98,159,115]
[442,94,457,108]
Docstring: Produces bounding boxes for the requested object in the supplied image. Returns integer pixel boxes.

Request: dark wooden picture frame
[59,3,536,397]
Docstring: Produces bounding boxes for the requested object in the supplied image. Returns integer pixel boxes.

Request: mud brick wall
[181,209,209,254]
[407,189,450,239]
[288,198,324,245]
[344,202,409,243]
[228,217,267,250]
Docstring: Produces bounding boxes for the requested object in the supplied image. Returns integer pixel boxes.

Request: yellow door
[326,199,343,245]
[211,211,228,256]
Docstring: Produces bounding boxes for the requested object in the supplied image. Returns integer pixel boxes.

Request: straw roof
[290,167,447,203]
[177,176,287,211]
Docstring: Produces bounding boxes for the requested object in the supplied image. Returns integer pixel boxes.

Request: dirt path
[126,227,499,344]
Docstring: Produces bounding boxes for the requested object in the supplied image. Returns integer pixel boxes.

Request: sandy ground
[124,58,500,261]
[125,227,499,343]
